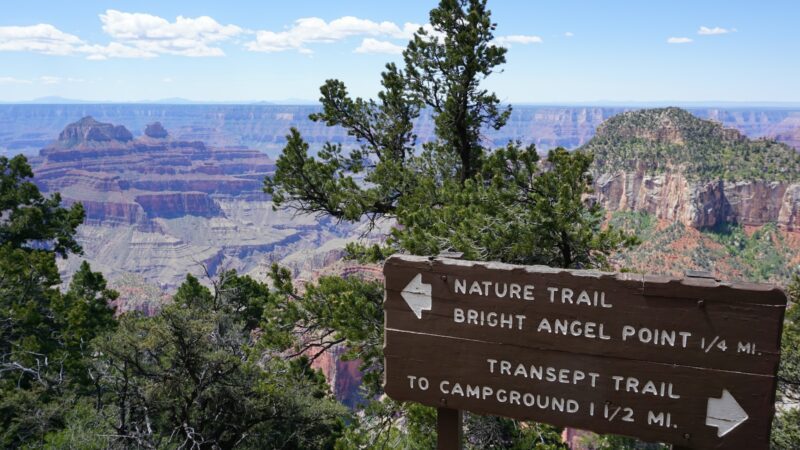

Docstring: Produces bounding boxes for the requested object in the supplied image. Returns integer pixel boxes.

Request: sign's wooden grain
[383,255,788,449]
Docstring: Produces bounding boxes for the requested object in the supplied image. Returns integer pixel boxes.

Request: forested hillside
[583,107,800,181]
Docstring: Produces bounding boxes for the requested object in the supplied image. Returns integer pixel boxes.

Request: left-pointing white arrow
[401,273,432,319]
[706,389,749,437]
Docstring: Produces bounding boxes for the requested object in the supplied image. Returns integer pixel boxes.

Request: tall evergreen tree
[0,155,116,448]
[404,0,510,182]
[86,273,347,449]
[263,0,637,448]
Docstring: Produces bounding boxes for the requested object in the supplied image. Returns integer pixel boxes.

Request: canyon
[15,105,800,411]
[2,104,799,157]
[30,116,362,293]
[21,107,800,291]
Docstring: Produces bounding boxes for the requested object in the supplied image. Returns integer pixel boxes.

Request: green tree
[264,0,513,221]
[771,274,800,449]
[1,155,84,256]
[84,273,348,449]
[403,0,510,182]
[263,1,637,448]
[260,264,385,396]
[393,145,637,267]
[0,155,115,448]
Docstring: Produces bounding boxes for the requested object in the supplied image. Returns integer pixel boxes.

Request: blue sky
[1,0,798,103]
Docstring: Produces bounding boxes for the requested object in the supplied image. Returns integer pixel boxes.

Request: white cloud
[37,76,84,84]
[564,31,574,38]
[698,26,734,35]
[0,76,32,84]
[0,21,180,59]
[495,35,543,47]
[98,10,243,57]
[162,77,174,83]
[0,24,85,55]
[82,42,157,60]
[667,37,693,44]
[39,76,61,84]
[354,38,404,54]
[247,16,415,53]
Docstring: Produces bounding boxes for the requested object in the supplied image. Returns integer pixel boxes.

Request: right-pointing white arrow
[706,389,749,437]
[400,273,432,319]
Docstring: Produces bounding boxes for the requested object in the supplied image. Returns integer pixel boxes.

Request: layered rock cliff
[30,117,363,289]
[32,117,274,226]
[585,108,800,231]
[3,104,798,156]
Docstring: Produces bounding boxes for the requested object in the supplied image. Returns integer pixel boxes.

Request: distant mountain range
[1,104,799,157]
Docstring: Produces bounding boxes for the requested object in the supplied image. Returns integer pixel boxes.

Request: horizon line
[3,99,800,108]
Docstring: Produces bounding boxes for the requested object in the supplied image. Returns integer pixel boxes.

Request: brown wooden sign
[383,255,788,449]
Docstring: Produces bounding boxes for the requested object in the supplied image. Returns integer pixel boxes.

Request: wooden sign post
[383,255,787,449]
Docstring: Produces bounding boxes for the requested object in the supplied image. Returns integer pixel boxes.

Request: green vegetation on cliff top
[582,107,800,182]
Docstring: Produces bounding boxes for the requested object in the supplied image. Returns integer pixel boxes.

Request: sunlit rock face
[585,108,800,231]
[31,117,361,290]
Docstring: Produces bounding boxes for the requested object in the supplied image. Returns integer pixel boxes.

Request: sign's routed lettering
[383,255,787,450]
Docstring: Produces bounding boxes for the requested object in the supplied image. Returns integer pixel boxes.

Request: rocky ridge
[3,104,799,156]
[33,117,273,226]
[584,108,800,231]
[31,117,361,289]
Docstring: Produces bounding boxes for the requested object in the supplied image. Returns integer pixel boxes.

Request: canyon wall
[30,117,362,290]
[2,104,799,156]
[593,168,800,231]
[583,108,800,231]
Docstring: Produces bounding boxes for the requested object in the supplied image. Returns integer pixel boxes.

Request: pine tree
[87,272,348,449]
[0,155,116,447]
[263,0,637,448]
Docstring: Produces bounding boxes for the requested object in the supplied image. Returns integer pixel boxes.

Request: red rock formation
[311,345,365,408]
[31,117,275,226]
[53,116,132,148]
[593,167,800,230]
[144,122,168,139]
[134,192,222,218]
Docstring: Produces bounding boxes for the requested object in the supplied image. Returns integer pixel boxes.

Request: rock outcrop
[32,117,275,226]
[30,117,364,292]
[593,167,799,230]
[52,116,132,149]
[144,122,168,139]
[585,108,800,231]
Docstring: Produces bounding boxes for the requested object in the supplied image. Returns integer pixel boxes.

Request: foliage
[403,0,510,182]
[260,264,386,397]
[264,66,419,226]
[706,223,796,282]
[464,414,568,450]
[1,154,85,256]
[335,399,437,450]
[608,211,657,243]
[1,155,350,448]
[771,407,800,450]
[264,0,513,225]
[774,275,800,450]
[579,433,667,450]
[0,157,115,448]
[84,273,348,449]
[783,274,800,404]
[582,107,800,182]
[262,1,638,448]
[392,146,637,268]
